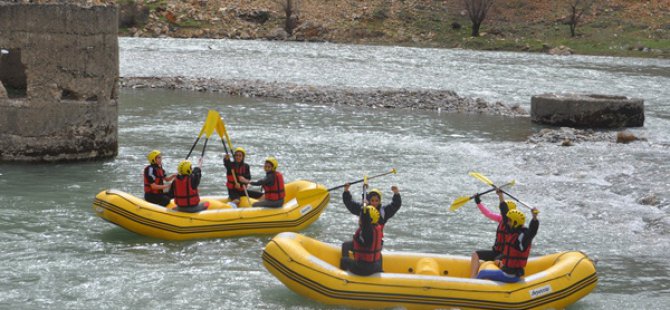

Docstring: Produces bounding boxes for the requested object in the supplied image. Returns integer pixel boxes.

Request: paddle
[328,168,397,191]
[294,169,397,204]
[215,116,251,206]
[469,172,536,210]
[449,179,516,211]
[186,110,221,159]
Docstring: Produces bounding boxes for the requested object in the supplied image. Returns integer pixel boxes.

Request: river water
[1,38,669,309]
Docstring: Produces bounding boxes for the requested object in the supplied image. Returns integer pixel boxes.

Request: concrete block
[531,93,644,128]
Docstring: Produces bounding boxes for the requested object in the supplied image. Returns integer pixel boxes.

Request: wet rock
[616,130,640,143]
[527,127,616,144]
[531,93,645,128]
[638,193,660,206]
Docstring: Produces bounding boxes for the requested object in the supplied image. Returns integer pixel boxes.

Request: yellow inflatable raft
[93,180,330,240]
[263,232,598,309]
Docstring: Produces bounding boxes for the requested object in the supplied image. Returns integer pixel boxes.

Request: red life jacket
[263,171,285,201]
[143,165,165,194]
[173,175,200,207]
[226,162,248,189]
[501,229,532,269]
[493,221,506,252]
[353,225,383,263]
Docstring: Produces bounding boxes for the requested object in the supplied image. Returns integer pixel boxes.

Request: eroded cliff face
[0,2,118,162]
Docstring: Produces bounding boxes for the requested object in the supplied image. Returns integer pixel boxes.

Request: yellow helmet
[265,156,278,171]
[368,188,382,201]
[233,147,246,157]
[362,205,380,224]
[147,150,161,164]
[178,160,193,175]
[507,209,526,228]
[506,200,517,210]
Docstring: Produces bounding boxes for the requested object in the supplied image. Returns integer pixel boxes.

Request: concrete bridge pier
[0,2,118,162]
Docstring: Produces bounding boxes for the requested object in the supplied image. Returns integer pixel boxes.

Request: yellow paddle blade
[449,196,472,211]
[215,117,226,139]
[218,117,235,151]
[203,110,221,138]
[469,172,494,186]
[391,168,397,174]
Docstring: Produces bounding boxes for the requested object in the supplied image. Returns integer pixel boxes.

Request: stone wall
[0,2,118,162]
[531,93,644,128]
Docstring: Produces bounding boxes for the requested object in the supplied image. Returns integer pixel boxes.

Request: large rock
[531,93,644,128]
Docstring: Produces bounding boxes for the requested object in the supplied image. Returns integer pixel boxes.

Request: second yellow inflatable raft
[263,232,598,309]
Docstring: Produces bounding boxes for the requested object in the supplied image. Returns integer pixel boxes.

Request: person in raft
[341,184,400,263]
[476,189,539,283]
[469,192,519,278]
[169,158,208,213]
[239,156,285,208]
[340,205,384,276]
[223,147,251,208]
[343,183,401,229]
[143,150,176,206]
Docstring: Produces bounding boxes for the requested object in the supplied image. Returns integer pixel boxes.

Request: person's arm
[250,172,274,187]
[164,171,177,182]
[146,167,169,190]
[477,203,502,222]
[381,186,401,221]
[519,209,540,250]
[342,184,362,215]
[223,155,233,171]
[191,167,202,189]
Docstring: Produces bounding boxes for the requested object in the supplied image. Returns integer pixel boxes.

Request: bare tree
[275,0,300,35]
[566,0,594,37]
[463,0,495,37]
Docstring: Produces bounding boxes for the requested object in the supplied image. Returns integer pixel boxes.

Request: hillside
[93,0,670,58]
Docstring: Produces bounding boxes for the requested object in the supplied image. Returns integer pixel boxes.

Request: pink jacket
[477,203,502,223]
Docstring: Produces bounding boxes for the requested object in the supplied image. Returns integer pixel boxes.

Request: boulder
[531,93,644,128]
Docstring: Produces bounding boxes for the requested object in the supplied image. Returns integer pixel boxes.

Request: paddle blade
[449,196,472,211]
[295,188,328,206]
[391,168,397,174]
[469,172,494,187]
[215,117,226,139]
[203,110,220,138]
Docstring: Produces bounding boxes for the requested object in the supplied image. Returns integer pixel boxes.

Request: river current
[1,38,669,309]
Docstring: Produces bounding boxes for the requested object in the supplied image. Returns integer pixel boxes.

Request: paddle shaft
[500,189,534,210]
[185,136,201,159]
[327,170,396,191]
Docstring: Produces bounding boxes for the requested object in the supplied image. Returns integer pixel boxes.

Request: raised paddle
[215,116,251,207]
[328,168,397,191]
[186,110,221,159]
[469,172,536,210]
[294,169,397,203]
[449,179,516,211]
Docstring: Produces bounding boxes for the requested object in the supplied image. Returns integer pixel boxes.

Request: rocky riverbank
[120,76,527,116]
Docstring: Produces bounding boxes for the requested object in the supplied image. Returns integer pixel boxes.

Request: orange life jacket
[173,175,200,207]
[501,229,531,269]
[263,171,285,201]
[226,162,248,189]
[493,221,506,252]
[143,165,165,194]
[353,225,383,263]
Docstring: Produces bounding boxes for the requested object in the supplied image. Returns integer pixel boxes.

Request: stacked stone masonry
[0,2,118,161]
